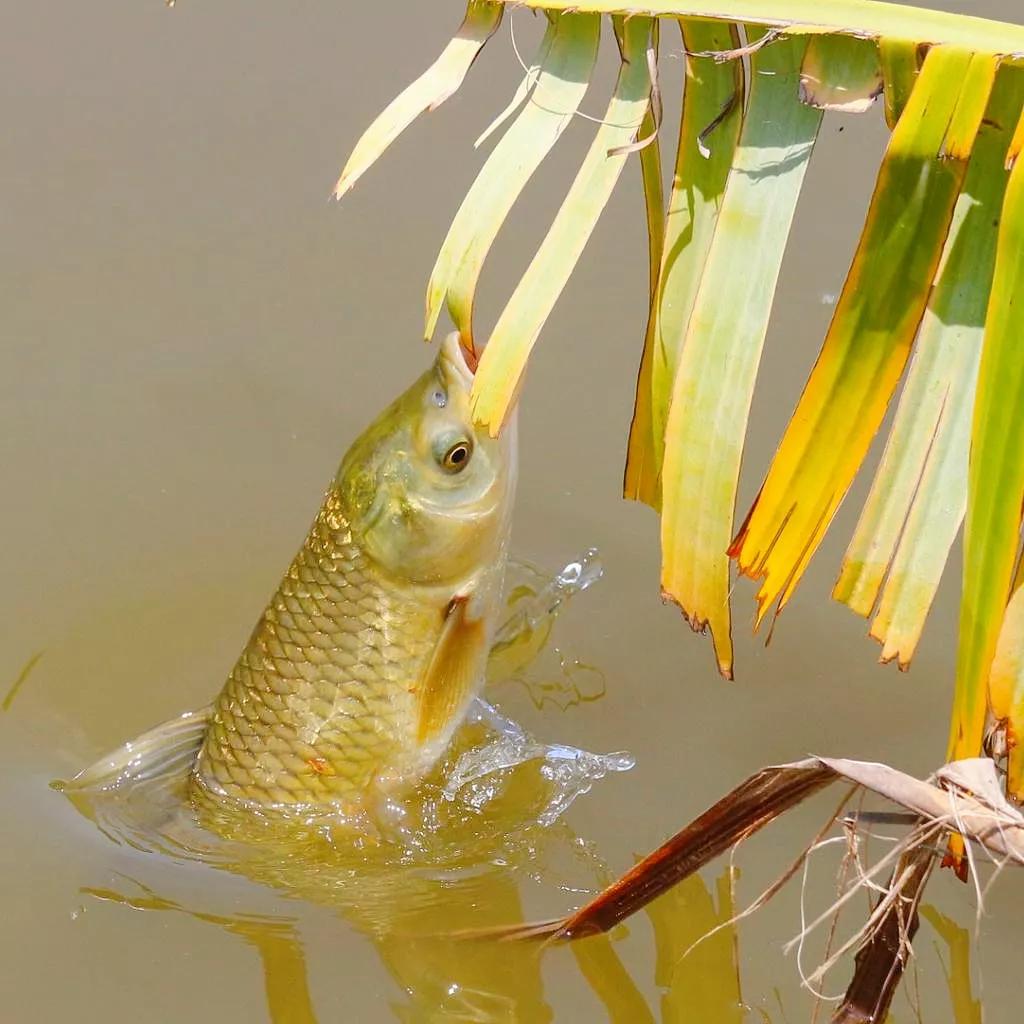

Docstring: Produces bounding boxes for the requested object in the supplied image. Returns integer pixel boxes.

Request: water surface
[3,1,1022,1020]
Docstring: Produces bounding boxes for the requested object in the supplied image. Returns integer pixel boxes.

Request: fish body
[193,334,517,807]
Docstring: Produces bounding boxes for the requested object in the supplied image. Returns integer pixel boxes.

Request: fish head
[338,333,517,585]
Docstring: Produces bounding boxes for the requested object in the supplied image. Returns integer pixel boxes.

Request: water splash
[58,550,632,879]
[448,701,633,826]
[488,549,610,710]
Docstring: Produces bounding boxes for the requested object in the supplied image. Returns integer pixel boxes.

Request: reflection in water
[571,933,656,1024]
[78,845,751,1024]
[52,552,984,1022]
[84,884,319,1024]
[64,707,615,1023]
[643,869,744,1024]
[59,556,630,1023]
[919,906,982,1024]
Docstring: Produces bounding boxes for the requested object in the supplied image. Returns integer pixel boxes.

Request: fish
[192,332,517,809]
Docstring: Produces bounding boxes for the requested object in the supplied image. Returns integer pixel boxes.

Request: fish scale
[194,488,446,806]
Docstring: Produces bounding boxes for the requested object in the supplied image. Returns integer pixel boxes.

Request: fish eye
[431,389,447,408]
[439,438,473,473]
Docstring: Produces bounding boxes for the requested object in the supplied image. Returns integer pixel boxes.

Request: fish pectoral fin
[417,594,487,744]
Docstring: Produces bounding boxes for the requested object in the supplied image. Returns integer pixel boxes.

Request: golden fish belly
[193,488,450,807]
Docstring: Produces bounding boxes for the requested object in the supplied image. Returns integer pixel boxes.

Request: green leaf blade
[334,1,503,200]
[835,70,1024,670]
[878,37,921,129]
[660,30,822,678]
[471,16,655,434]
[952,101,1024,761]
[623,95,665,506]
[424,12,602,344]
[647,20,744,500]
[730,45,995,628]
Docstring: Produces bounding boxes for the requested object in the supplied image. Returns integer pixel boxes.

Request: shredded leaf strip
[730,46,996,629]
[835,68,1024,669]
[471,16,655,434]
[643,19,744,506]
[952,98,1024,762]
[333,1,503,200]
[878,37,921,130]
[661,29,822,677]
[623,91,665,505]
[425,13,601,345]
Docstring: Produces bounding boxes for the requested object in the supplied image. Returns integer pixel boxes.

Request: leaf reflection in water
[919,906,982,1024]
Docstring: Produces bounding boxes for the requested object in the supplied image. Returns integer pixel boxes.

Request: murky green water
[3,1,1023,1020]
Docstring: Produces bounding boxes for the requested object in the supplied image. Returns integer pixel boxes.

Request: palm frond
[335,0,1024,785]
[661,28,820,677]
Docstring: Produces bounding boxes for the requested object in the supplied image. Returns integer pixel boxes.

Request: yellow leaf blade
[623,94,665,506]
[729,46,995,630]
[424,13,601,343]
[990,587,1024,800]
[661,30,822,678]
[471,16,655,435]
[835,69,1024,669]
[647,20,744,501]
[333,1,502,200]
[879,38,921,130]
[952,102,1024,762]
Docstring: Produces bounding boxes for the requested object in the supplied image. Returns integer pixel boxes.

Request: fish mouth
[439,331,477,391]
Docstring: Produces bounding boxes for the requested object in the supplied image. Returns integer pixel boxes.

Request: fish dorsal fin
[417,593,487,743]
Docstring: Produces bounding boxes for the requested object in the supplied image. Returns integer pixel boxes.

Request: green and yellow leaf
[424,12,601,345]
[639,20,744,508]
[878,38,922,129]
[988,585,1024,799]
[471,16,655,434]
[333,1,502,200]
[660,29,822,678]
[339,0,1024,772]
[799,34,881,113]
[729,46,996,629]
[952,100,1024,763]
[498,1,1024,55]
[622,92,664,505]
[834,69,1023,670]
